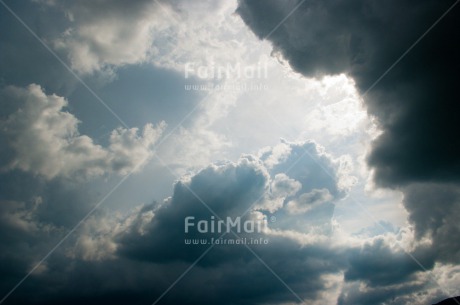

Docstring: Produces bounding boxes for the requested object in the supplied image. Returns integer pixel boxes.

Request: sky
[0,0,459,304]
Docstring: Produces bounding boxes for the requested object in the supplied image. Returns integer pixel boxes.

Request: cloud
[0,84,165,179]
[51,0,164,74]
[344,238,434,287]
[116,156,270,263]
[403,183,460,264]
[286,188,333,214]
[42,0,249,77]
[236,0,460,187]
[0,197,64,297]
[1,1,459,304]
[253,140,355,238]
[0,139,351,304]
[0,137,454,305]
[101,141,349,303]
[338,280,427,305]
[264,173,302,212]
[338,261,460,305]
[236,2,460,301]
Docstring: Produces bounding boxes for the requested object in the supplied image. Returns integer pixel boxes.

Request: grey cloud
[0,169,110,292]
[403,183,460,264]
[0,197,70,301]
[344,238,434,287]
[338,229,452,305]
[3,247,341,305]
[338,280,428,305]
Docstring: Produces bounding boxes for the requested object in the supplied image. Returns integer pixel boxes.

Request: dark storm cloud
[403,183,460,264]
[344,238,434,287]
[338,237,443,305]
[2,249,339,305]
[337,280,428,305]
[236,0,460,187]
[0,174,102,302]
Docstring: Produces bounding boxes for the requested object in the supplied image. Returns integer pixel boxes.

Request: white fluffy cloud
[0,84,165,179]
[52,0,163,74]
[46,0,249,76]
